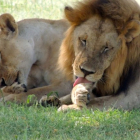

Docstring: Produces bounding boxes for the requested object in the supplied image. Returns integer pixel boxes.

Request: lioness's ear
[121,20,140,43]
[0,13,18,40]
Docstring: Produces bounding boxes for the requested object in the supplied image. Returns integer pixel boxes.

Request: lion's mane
[58,0,140,96]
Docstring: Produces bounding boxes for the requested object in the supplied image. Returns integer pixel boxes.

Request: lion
[57,0,140,111]
[0,13,72,102]
[1,0,140,111]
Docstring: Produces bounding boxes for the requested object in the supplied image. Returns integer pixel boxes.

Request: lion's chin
[73,77,94,87]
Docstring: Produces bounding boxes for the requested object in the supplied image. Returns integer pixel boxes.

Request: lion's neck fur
[95,35,140,96]
[96,40,127,95]
[58,26,75,81]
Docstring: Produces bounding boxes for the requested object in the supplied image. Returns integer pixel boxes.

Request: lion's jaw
[72,16,122,85]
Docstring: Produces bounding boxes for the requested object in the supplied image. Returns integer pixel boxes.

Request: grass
[0,0,140,139]
[0,103,140,140]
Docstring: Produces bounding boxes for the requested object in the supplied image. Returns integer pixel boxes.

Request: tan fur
[0,13,72,100]
[1,0,140,111]
[0,13,18,39]
[59,0,140,95]
[57,0,140,111]
[58,26,75,81]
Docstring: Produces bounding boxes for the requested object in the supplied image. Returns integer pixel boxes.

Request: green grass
[0,103,140,140]
[0,0,140,139]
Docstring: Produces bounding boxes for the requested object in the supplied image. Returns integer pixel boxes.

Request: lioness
[1,0,140,111]
[0,13,72,102]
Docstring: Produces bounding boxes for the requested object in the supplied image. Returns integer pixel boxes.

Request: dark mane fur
[65,0,140,31]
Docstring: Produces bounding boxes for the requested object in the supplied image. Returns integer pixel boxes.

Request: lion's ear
[64,6,87,25]
[0,13,18,40]
[121,20,140,43]
[64,6,77,24]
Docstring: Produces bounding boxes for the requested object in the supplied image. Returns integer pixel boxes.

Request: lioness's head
[0,13,19,86]
[0,14,32,87]
[59,0,140,95]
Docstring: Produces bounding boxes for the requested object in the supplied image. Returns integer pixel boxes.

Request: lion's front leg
[87,86,140,110]
[71,83,93,107]
[58,83,94,112]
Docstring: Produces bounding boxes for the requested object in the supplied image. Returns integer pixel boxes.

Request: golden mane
[58,0,140,96]
[64,0,140,31]
[58,26,75,81]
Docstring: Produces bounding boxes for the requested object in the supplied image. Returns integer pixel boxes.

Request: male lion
[1,0,140,111]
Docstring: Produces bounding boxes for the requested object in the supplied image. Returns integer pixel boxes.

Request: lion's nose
[80,66,96,76]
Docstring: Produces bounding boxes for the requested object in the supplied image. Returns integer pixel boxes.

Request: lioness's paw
[2,82,27,94]
[0,94,18,103]
[71,83,93,107]
[39,95,60,107]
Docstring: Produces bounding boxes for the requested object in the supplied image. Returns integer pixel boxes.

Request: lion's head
[58,0,140,96]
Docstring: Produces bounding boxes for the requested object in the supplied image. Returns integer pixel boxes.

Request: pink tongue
[73,77,92,87]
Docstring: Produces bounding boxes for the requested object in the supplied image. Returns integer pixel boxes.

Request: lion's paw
[58,105,69,112]
[71,83,93,107]
[58,104,82,112]
[39,95,60,107]
[2,82,27,94]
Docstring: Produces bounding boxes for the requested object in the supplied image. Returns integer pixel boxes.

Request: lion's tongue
[73,77,92,87]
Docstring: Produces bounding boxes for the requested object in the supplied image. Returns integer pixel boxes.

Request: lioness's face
[0,39,31,87]
[73,16,121,83]
[0,41,20,87]
[0,40,18,86]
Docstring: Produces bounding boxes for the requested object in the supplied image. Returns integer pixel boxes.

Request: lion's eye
[102,46,109,53]
[81,39,86,46]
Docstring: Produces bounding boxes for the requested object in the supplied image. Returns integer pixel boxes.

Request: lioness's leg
[1,83,27,96]
[59,94,72,104]
[0,82,72,104]
[40,93,72,107]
